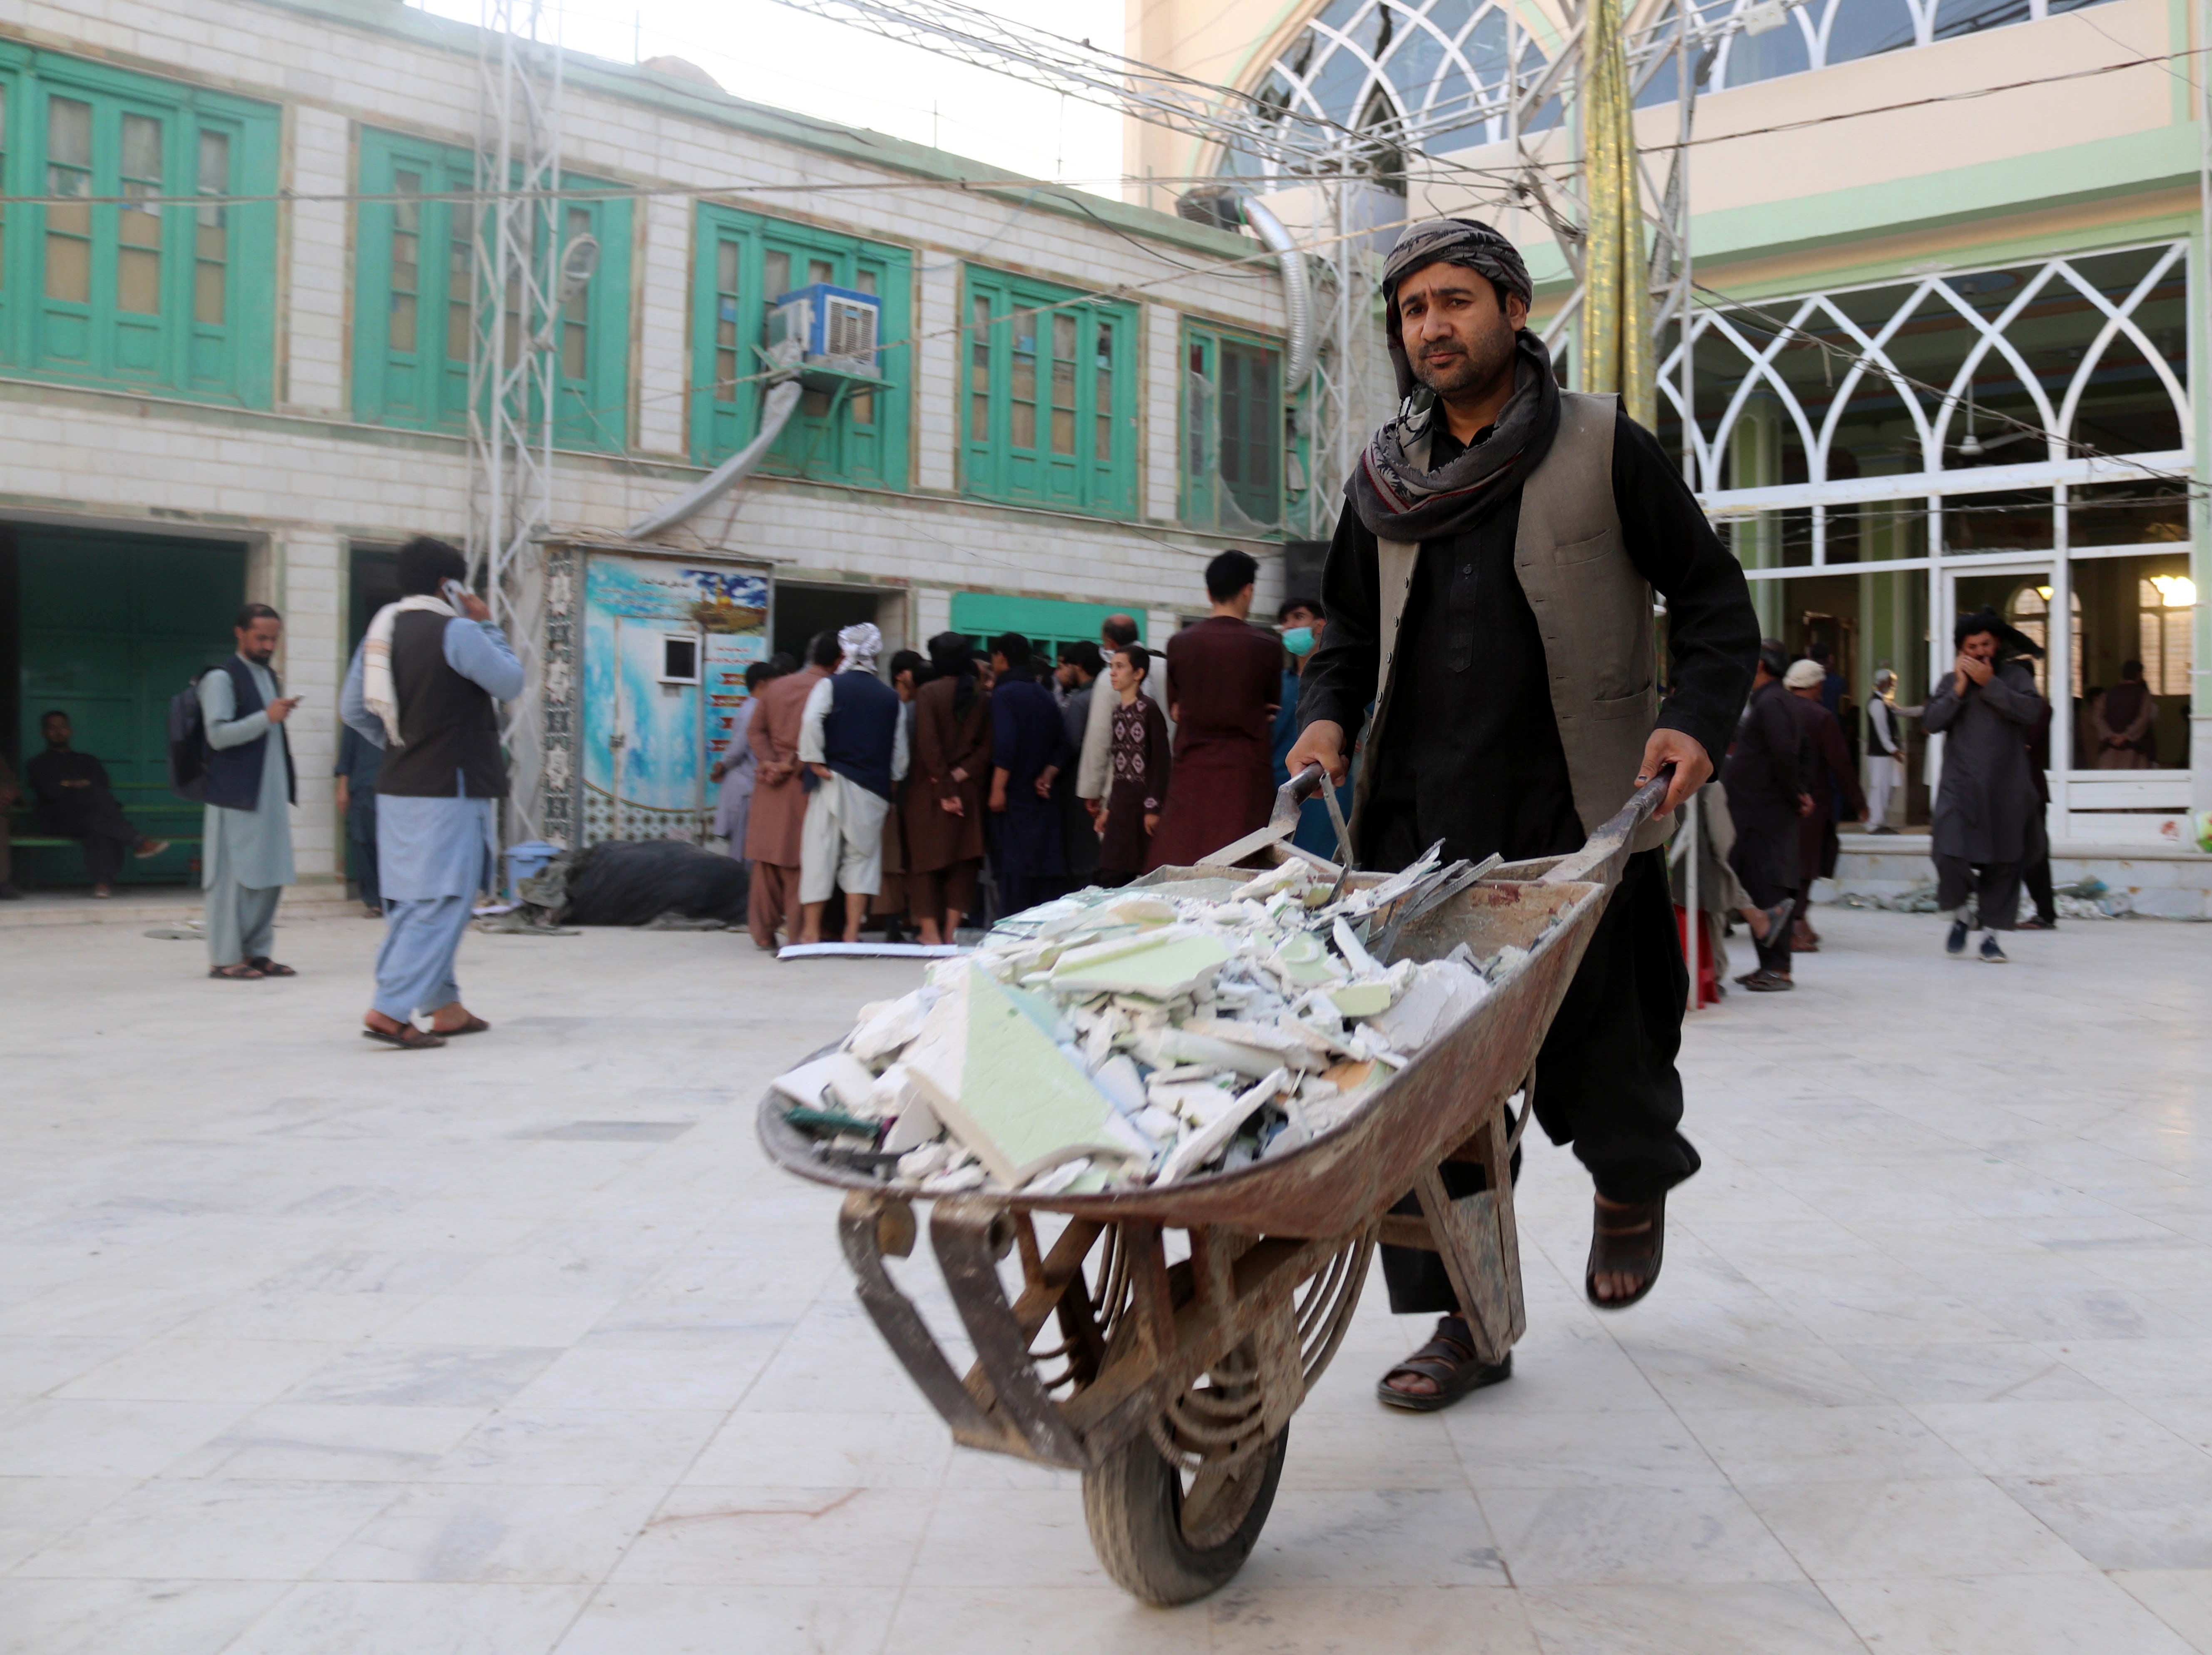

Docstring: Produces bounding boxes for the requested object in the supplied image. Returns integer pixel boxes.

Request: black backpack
[167,672,211,802]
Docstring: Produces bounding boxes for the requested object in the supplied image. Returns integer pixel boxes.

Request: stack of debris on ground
[772,850,1554,1197]
[1833,878,2133,920]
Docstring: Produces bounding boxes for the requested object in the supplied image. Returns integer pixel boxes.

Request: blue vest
[823,671,901,801]
[203,657,295,811]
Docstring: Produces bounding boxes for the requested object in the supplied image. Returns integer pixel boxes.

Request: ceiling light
[2151,574,2196,608]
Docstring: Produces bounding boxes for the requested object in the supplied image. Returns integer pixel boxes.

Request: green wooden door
[15,526,245,883]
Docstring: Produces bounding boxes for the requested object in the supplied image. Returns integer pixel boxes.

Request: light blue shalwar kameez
[200,658,296,967]
[341,617,524,1022]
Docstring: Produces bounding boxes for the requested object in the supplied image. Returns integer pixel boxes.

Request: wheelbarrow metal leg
[837,1191,1024,1455]
[932,1196,1090,1468]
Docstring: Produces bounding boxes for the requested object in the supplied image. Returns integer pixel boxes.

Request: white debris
[773,853,1548,1193]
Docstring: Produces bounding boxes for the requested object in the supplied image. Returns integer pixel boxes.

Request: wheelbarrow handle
[1538,764,1676,888]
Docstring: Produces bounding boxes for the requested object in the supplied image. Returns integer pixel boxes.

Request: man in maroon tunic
[1145,551,1282,869]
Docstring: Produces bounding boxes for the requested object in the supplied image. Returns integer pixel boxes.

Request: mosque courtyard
[1,901,2209,1653]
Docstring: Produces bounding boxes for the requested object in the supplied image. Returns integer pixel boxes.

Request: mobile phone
[441,578,467,608]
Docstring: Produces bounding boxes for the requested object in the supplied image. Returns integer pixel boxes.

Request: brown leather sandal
[431,1014,490,1036]
[361,1024,446,1050]
[1375,1316,1513,1412]
[246,957,296,977]
[1586,1193,1666,1311]
[208,963,264,980]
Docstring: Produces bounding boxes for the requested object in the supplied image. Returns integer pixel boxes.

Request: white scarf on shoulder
[363,594,456,746]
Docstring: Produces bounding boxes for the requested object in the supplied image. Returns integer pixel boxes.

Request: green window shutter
[962,265,1136,518]
[689,203,909,488]
[1180,318,1286,534]
[355,129,630,451]
[0,49,274,406]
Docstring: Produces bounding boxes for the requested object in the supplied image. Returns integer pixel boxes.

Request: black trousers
[349,828,381,908]
[1936,855,2022,932]
[47,794,141,887]
[1727,846,1797,977]
[1382,848,1699,1315]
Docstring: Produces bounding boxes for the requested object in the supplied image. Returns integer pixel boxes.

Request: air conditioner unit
[765,283,882,382]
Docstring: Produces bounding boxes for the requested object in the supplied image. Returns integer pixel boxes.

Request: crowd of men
[716,548,1347,951]
[1703,610,2060,993]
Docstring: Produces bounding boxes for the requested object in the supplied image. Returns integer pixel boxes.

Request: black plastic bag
[559,838,750,927]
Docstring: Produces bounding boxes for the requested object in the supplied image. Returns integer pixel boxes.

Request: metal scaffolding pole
[469,0,563,845]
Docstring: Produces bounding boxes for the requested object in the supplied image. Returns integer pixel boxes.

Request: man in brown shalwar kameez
[745,634,832,950]
[1144,550,1282,870]
[902,632,993,943]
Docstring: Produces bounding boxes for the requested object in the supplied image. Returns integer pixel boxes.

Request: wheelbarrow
[758,768,1670,1604]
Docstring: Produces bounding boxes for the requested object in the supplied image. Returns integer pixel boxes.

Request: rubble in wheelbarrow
[773,850,1554,1196]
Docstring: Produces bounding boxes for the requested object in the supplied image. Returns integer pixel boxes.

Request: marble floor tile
[0,1397,249,1477]
[223,1580,593,1655]
[1235,1488,1511,1588]
[281,1345,564,1409]
[426,1408,725,1486]
[193,1402,494,1482]
[313,1483,668,1583]
[12,1476,398,1580]
[2115,1570,2212,1653]
[1679,1404,1978,1484]
[1831,1340,2110,1406]
[0,1336,135,1407]
[1447,1401,1729,1489]
[549,1583,900,1655]
[507,1344,773,1413]
[1824,1572,2196,1655]
[53,1335,351,1402]
[1479,1482,1801,1587]
[1909,1398,2205,1477]
[887,1583,1216,1654]
[609,1485,933,1586]
[907,1485,1108,1588]
[1623,1339,1891,1412]
[0,1578,288,1655]
[683,1408,952,1489]
[1997,1467,2212,1571]
[1517,1581,1868,1655]
[365,1296,626,1350]
[0,1478,136,1573]
[1210,1584,1539,1654]
[1738,1477,2090,1579]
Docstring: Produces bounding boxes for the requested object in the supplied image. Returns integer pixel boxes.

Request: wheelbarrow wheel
[1081,1425,1288,1605]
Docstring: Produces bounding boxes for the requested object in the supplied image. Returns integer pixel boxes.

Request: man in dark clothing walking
[27,712,170,897]
[1723,643,1810,991]
[1287,217,1759,1408]
[1146,551,1284,869]
[1784,657,1866,954]
[335,721,383,917]
[987,633,1071,916]
[1926,610,2046,963]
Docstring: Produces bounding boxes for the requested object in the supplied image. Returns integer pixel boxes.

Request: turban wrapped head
[837,621,883,675]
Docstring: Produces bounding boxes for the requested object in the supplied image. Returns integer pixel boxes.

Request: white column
[283,107,350,417]
[276,530,345,881]
[636,192,693,461]
[1145,303,1180,523]
[917,260,960,494]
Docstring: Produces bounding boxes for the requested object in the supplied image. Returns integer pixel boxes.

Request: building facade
[1,0,1304,887]
[1127,0,2211,846]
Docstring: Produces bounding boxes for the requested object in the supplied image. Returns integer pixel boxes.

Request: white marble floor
[0,903,2208,1653]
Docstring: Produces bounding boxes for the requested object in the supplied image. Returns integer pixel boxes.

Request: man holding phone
[200,603,301,979]
[340,537,524,1048]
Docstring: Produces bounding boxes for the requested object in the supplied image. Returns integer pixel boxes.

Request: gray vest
[1355,390,1674,857]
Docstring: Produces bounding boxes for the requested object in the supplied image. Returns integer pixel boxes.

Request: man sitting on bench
[26,711,169,898]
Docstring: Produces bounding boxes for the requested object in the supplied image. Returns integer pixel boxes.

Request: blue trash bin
[504,839,559,900]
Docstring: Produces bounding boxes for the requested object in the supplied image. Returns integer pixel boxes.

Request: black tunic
[1300,407,1757,871]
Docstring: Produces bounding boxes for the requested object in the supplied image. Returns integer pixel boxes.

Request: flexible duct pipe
[1238,196,1314,394]
[624,377,805,540]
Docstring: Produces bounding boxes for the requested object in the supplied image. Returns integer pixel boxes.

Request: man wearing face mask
[1271,597,1349,856]
[1287,218,1758,1407]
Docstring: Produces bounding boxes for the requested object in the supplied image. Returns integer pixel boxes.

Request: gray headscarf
[1350,218,1557,542]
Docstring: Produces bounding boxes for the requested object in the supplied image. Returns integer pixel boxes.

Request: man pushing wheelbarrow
[1284,216,1759,1409]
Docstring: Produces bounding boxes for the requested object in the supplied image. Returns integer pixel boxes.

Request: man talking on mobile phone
[201,603,302,979]
[340,536,524,1049]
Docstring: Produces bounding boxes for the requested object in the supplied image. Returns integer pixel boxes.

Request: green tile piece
[1049,932,1232,999]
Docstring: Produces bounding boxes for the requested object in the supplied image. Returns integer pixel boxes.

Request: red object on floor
[1675,904,1721,1008]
